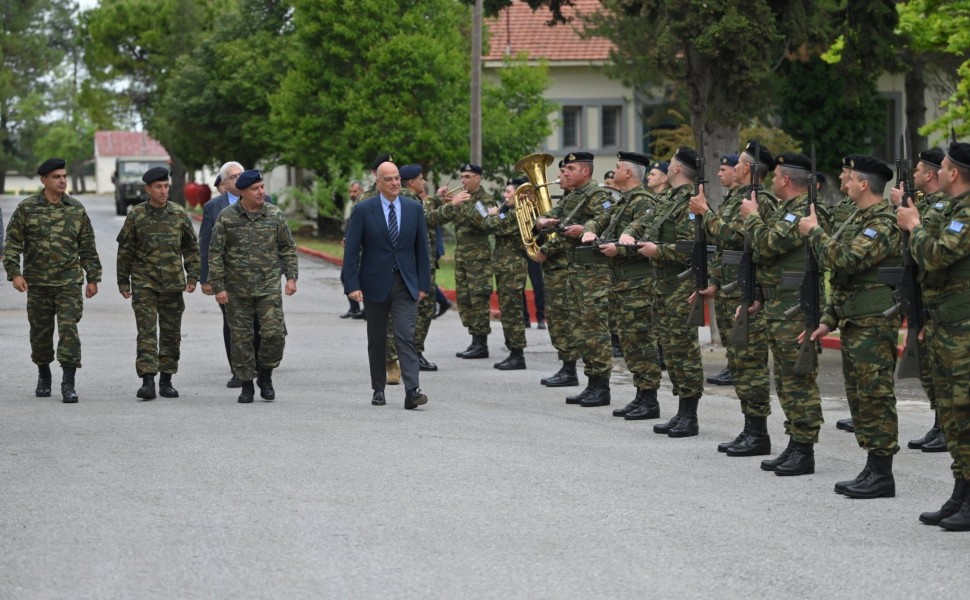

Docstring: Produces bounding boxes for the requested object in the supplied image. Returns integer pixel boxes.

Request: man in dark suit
[199,161,259,388]
[343,161,431,409]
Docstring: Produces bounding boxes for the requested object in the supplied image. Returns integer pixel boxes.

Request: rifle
[596,239,641,249]
[783,145,822,374]
[686,133,709,327]
[728,141,760,347]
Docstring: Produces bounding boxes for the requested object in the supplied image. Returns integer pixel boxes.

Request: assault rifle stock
[787,146,822,374]
[728,141,760,347]
[686,134,709,327]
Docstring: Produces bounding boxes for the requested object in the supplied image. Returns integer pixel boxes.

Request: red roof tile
[484,0,613,62]
[94,131,169,159]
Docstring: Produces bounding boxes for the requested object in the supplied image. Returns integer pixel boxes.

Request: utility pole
[470,0,483,164]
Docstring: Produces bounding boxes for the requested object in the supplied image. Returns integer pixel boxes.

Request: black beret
[37,158,66,176]
[774,152,812,171]
[842,154,864,169]
[142,166,170,184]
[919,148,945,169]
[847,156,893,181]
[816,172,828,185]
[673,147,698,170]
[557,160,565,169]
[947,142,970,169]
[616,151,650,168]
[562,152,594,165]
[399,164,422,181]
[460,163,483,175]
[743,140,774,170]
[214,174,223,187]
[719,154,739,167]
[651,161,669,174]
[235,169,263,190]
[509,177,528,186]
[370,153,394,171]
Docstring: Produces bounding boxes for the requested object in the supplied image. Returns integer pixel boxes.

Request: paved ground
[0,195,962,599]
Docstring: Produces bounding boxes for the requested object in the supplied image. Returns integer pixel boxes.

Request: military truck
[112,158,169,215]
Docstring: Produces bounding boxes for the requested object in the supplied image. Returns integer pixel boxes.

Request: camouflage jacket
[484,201,525,258]
[911,190,970,303]
[622,183,695,269]
[704,184,776,288]
[915,191,954,302]
[439,187,496,261]
[745,191,830,288]
[116,201,201,293]
[830,195,855,233]
[3,193,102,286]
[208,201,298,297]
[403,190,441,269]
[583,184,656,267]
[539,181,613,260]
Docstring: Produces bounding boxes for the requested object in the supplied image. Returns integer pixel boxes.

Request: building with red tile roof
[93,131,170,194]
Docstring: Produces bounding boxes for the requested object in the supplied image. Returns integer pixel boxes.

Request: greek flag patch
[602,201,612,210]
[689,213,696,221]
[948,220,965,233]
[863,228,878,238]
[475,201,487,217]
[498,213,506,220]
[935,202,945,210]
[784,213,797,223]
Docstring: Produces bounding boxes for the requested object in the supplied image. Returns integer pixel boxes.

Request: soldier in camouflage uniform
[891,148,949,452]
[535,152,614,407]
[690,143,775,454]
[703,154,740,388]
[3,157,102,403]
[581,151,661,418]
[484,179,528,370]
[209,170,298,404]
[743,152,830,475]
[620,147,704,436]
[116,167,200,400]
[798,155,901,499]
[900,140,970,530]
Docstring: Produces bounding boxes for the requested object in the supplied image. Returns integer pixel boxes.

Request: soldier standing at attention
[484,179,528,371]
[703,154,739,388]
[116,167,200,400]
[3,158,102,403]
[798,155,901,499]
[899,140,970,530]
[832,155,862,434]
[209,170,298,404]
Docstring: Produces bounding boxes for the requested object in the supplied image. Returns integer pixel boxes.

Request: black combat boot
[137,374,157,400]
[774,441,815,476]
[843,454,895,499]
[761,439,795,472]
[36,364,52,397]
[580,375,611,407]
[834,454,871,494]
[458,335,489,359]
[921,428,948,453]
[256,368,275,400]
[625,388,660,420]
[61,366,79,404]
[654,397,685,434]
[920,479,968,525]
[726,415,771,457]
[542,361,578,387]
[939,498,970,531]
[719,415,750,453]
[908,413,941,449]
[158,372,179,398]
[668,396,699,437]
[566,378,595,405]
[613,388,644,417]
[238,380,255,403]
[494,348,526,370]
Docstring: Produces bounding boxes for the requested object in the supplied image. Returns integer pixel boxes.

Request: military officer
[798,155,901,499]
[3,157,102,403]
[484,179,529,370]
[209,170,298,403]
[704,154,739,387]
[116,166,200,400]
[899,140,970,530]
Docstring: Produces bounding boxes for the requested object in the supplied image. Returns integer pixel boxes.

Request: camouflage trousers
[493,250,527,350]
[655,276,704,398]
[227,293,286,381]
[454,257,493,336]
[386,268,437,360]
[611,279,660,390]
[568,262,612,377]
[918,335,937,410]
[926,318,970,479]
[542,264,579,362]
[26,285,84,368]
[840,317,900,457]
[720,293,771,417]
[131,288,185,376]
[766,312,823,443]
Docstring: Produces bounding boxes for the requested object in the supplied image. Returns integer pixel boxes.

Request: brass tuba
[513,152,556,260]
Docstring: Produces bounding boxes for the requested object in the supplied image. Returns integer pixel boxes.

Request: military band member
[899,140,970,530]
[209,170,299,403]
[3,158,102,403]
[704,154,739,388]
[621,147,704,435]
[798,155,901,499]
[116,167,200,400]
[485,180,529,370]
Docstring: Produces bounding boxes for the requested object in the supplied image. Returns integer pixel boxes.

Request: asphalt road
[0,194,961,599]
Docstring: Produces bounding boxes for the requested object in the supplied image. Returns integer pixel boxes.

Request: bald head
[375,162,401,199]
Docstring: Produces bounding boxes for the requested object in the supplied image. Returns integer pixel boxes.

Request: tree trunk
[904,50,928,154]
[169,156,187,206]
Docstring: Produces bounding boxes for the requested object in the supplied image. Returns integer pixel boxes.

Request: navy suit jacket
[342,195,430,302]
[199,193,230,283]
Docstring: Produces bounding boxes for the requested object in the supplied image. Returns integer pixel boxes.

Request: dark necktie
[388,202,399,246]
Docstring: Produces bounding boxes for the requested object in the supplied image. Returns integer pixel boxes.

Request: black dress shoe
[351,310,366,320]
[405,387,428,409]
[706,367,732,386]
[339,309,360,319]
[434,300,452,319]
[537,321,546,330]
[372,390,386,406]
[227,373,242,388]
[836,417,854,432]
[418,353,438,371]
[921,429,948,452]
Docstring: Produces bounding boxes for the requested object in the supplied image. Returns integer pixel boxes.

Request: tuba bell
[513,153,556,260]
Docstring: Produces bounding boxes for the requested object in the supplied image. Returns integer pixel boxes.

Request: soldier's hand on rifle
[797,204,819,236]
[581,231,597,243]
[12,276,27,293]
[618,233,636,246]
[890,186,904,208]
[85,282,98,299]
[637,241,658,258]
[599,243,618,257]
[798,323,830,344]
[689,185,709,215]
[563,224,585,238]
[690,284,717,302]
[733,299,761,319]
[896,203,921,232]
[740,191,759,218]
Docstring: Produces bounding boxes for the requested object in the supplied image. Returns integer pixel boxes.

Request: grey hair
[777,165,810,189]
[673,157,696,181]
[621,161,646,182]
[349,180,364,188]
[218,161,244,179]
[855,170,888,195]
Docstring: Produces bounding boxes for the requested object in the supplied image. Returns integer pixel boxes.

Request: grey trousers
[364,271,420,391]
